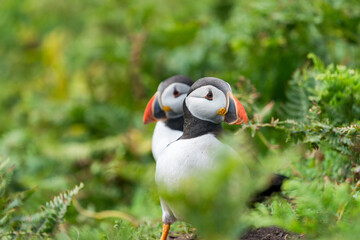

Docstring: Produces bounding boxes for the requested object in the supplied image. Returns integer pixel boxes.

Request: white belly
[155,133,239,223]
[152,121,183,161]
[155,133,226,222]
[155,134,223,189]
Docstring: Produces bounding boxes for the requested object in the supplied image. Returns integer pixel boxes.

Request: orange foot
[160,223,170,240]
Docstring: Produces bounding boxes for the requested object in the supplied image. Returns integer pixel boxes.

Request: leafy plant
[247,55,359,177]
[242,55,360,239]
[249,179,360,239]
[0,157,83,239]
[1,0,360,238]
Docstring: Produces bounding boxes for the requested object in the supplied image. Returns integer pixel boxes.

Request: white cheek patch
[170,94,186,114]
[161,83,191,116]
[186,86,226,124]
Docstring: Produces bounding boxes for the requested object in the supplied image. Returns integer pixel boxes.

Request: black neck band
[164,116,184,131]
[181,104,223,139]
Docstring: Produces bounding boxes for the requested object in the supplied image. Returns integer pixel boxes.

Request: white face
[160,83,191,118]
[185,85,227,124]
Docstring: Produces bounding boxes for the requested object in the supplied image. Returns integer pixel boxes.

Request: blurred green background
[1,0,360,239]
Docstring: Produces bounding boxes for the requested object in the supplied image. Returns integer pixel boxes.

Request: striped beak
[143,92,167,124]
[224,92,248,125]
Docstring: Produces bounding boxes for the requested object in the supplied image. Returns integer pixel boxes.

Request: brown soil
[168,233,196,239]
[168,226,304,240]
[240,227,304,240]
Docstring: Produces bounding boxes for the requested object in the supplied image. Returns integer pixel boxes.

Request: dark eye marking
[173,88,181,98]
[205,90,213,100]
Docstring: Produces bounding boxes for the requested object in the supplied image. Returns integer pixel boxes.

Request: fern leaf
[8,183,84,237]
[37,183,84,235]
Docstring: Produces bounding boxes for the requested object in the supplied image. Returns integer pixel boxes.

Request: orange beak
[143,93,167,124]
[224,92,248,125]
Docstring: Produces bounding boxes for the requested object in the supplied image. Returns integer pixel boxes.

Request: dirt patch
[168,227,304,240]
[240,227,304,240]
[169,233,196,240]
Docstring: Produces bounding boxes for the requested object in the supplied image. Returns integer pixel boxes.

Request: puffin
[143,75,194,161]
[155,77,249,240]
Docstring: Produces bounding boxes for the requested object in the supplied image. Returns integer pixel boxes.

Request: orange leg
[160,223,170,240]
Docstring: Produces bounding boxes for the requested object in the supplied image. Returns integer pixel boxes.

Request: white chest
[155,134,224,188]
[152,121,183,161]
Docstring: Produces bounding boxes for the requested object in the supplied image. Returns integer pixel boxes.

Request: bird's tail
[250,174,289,205]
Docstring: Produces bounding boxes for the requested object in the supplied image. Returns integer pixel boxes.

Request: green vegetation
[0,157,83,239]
[0,0,359,239]
[245,55,360,239]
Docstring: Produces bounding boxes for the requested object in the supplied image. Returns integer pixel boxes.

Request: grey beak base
[154,95,166,119]
[224,95,237,124]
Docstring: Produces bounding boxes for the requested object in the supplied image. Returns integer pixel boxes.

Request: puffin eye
[205,90,213,100]
[173,88,181,98]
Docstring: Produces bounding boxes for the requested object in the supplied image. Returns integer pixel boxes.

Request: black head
[182,77,248,139]
[143,75,194,124]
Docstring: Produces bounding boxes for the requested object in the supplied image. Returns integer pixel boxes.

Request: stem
[257,131,280,153]
[72,199,140,227]
[337,180,360,222]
